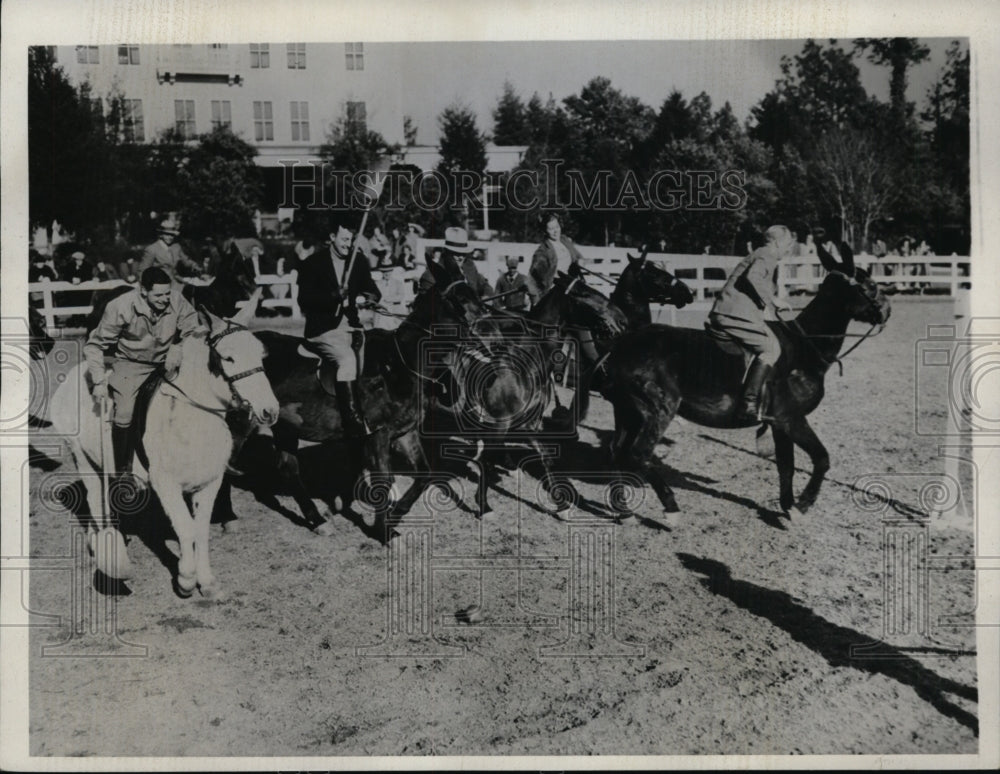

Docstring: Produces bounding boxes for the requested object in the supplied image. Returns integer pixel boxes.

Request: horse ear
[627,244,649,264]
[196,304,215,331]
[426,256,450,285]
[815,239,843,274]
[231,287,261,326]
[838,241,855,274]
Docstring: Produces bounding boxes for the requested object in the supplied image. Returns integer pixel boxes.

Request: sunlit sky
[397,38,965,145]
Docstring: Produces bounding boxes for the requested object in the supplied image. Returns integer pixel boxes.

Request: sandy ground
[25,297,979,757]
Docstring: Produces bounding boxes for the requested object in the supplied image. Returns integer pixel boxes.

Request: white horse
[50,297,278,598]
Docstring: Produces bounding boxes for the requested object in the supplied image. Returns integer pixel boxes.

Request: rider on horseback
[296,214,382,437]
[707,224,794,422]
[527,213,600,391]
[84,266,206,489]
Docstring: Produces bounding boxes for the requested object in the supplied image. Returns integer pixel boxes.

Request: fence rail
[29,245,970,332]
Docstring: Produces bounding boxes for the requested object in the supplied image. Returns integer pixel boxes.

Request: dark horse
[449,273,628,517]
[85,241,258,332]
[29,306,56,360]
[602,241,891,522]
[218,258,491,538]
[566,249,695,424]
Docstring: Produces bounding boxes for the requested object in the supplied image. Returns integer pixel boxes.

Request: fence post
[42,286,55,330]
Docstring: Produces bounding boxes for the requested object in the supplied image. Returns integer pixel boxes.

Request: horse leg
[532,436,576,515]
[190,475,224,599]
[772,425,796,514]
[366,429,398,540]
[616,393,680,516]
[273,432,334,535]
[390,430,432,517]
[214,410,257,532]
[151,472,197,596]
[785,417,830,515]
[476,438,496,519]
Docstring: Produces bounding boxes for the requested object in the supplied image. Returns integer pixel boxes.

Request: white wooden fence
[28,246,970,332]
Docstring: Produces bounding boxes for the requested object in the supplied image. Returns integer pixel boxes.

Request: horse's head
[219,241,259,298]
[199,291,279,426]
[418,257,491,334]
[816,240,892,327]
[29,307,55,360]
[553,272,627,338]
[624,248,695,308]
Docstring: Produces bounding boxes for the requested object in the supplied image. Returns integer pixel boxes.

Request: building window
[346,101,367,133]
[253,101,274,141]
[290,101,310,141]
[249,43,269,69]
[117,44,140,65]
[209,43,228,49]
[76,45,99,64]
[123,99,144,143]
[174,99,196,139]
[211,100,232,130]
[287,43,306,69]
[345,42,364,70]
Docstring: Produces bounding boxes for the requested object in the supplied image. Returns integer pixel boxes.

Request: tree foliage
[437,103,489,177]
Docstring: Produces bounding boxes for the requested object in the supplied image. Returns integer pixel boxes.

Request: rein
[775,311,885,377]
[160,378,231,417]
[163,322,264,416]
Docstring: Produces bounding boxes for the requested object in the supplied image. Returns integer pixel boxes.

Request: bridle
[581,257,690,309]
[775,269,887,375]
[391,277,490,385]
[162,322,265,416]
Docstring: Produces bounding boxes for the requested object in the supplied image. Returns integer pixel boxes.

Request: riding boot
[111,425,134,476]
[740,359,772,422]
[109,425,136,520]
[335,380,369,437]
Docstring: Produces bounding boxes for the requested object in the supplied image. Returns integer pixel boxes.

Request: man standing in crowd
[62,251,92,284]
[493,255,530,312]
[138,216,201,284]
[296,216,382,437]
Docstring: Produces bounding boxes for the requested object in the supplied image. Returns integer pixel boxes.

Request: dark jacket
[493,271,529,311]
[528,235,585,301]
[297,247,382,338]
[418,257,492,298]
[29,264,57,282]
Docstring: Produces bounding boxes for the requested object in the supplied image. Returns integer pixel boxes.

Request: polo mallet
[334,157,392,321]
[96,392,133,580]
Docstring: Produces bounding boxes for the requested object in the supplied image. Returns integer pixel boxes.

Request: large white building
[50,43,526,218]
[53,42,407,168]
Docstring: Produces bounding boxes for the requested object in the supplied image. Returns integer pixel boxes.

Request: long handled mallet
[96,391,133,580]
[334,157,392,321]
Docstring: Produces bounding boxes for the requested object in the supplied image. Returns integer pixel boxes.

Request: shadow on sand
[677,553,978,735]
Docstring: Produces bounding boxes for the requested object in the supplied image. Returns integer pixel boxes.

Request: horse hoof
[663,500,680,514]
[312,521,335,537]
[220,519,240,534]
[199,584,226,602]
[478,510,495,520]
[174,576,196,598]
[786,505,806,521]
[94,528,133,580]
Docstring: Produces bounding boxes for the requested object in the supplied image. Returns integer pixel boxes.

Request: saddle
[703,321,748,359]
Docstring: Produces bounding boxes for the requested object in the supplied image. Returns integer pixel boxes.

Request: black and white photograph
[2,0,998,768]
